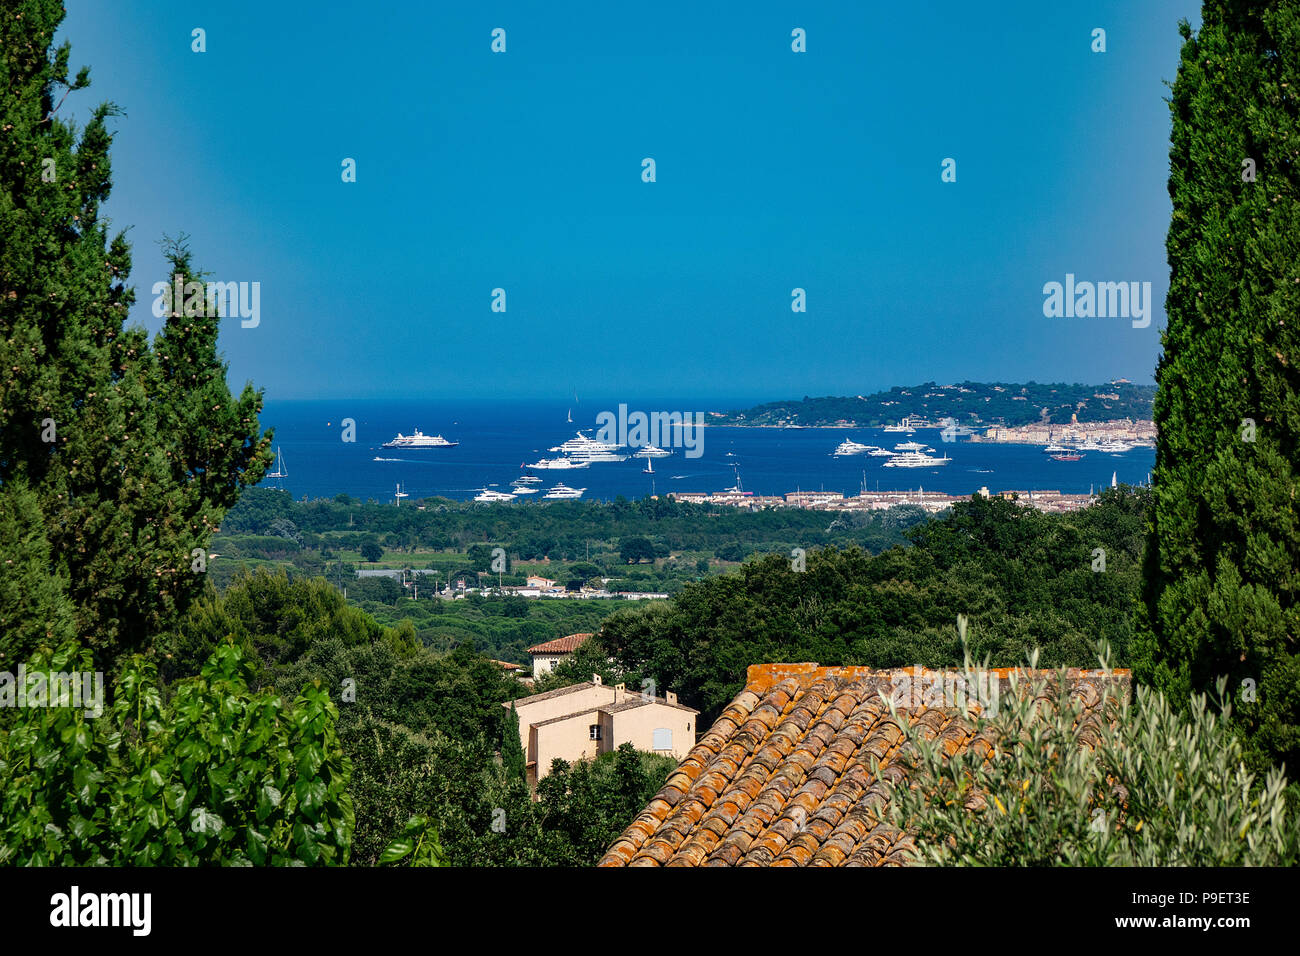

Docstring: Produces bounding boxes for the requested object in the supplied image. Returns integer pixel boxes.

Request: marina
[260,399,1156,505]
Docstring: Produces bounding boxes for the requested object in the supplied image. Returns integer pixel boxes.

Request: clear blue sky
[58,0,1200,402]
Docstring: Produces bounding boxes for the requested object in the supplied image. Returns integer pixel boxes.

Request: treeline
[553,488,1150,726]
[217,487,930,561]
[712,381,1156,427]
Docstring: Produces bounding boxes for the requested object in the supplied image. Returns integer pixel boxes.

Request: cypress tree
[500,701,527,784]
[1,2,272,669]
[1139,3,1300,775]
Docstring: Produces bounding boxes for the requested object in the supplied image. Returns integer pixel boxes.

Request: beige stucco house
[505,674,699,783]
[526,632,592,679]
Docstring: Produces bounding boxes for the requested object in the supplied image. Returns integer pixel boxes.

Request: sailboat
[266,446,287,480]
[723,461,751,495]
[643,456,655,475]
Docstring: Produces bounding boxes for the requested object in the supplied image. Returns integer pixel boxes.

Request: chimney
[614,682,625,703]
[592,674,602,686]
[667,691,677,705]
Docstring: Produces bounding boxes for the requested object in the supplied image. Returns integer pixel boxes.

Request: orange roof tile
[598,663,1129,867]
[526,632,593,655]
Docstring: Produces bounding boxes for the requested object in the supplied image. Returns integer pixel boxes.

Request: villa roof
[527,632,593,655]
[598,662,1129,867]
[507,680,600,708]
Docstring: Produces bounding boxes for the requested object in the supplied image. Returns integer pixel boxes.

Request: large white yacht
[474,488,517,502]
[526,457,591,470]
[867,446,895,457]
[549,431,626,463]
[883,451,951,468]
[543,483,585,499]
[510,477,540,494]
[833,438,874,457]
[893,441,933,453]
[382,428,458,449]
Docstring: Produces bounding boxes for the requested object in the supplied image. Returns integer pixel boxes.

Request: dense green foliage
[166,569,677,865]
[1140,4,1300,778]
[889,653,1298,866]
[218,486,925,570]
[713,381,1154,427]
[0,1,271,671]
[357,591,610,665]
[591,488,1149,724]
[0,643,353,865]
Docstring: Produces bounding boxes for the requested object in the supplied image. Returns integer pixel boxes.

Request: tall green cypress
[500,702,527,785]
[0,2,272,669]
[1139,3,1300,775]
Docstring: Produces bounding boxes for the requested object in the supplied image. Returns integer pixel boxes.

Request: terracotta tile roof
[532,706,604,728]
[490,659,521,670]
[598,662,1129,867]
[527,632,593,655]
[507,680,600,708]
[601,697,700,715]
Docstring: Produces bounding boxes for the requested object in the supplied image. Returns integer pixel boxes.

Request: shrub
[0,642,353,865]
[886,648,1297,866]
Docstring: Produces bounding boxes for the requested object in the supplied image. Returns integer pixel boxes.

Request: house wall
[534,712,604,778]
[511,683,614,755]
[531,651,570,679]
[609,704,696,760]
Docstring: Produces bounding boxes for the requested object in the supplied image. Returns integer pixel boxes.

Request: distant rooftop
[527,632,593,655]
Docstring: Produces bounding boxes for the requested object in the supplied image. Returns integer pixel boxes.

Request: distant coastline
[710,380,1155,430]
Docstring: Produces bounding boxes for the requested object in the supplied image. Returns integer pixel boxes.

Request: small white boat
[543,483,585,499]
[633,443,672,458]
[526,457,590,470]
[267,447,287,479]
[475,488,517,502]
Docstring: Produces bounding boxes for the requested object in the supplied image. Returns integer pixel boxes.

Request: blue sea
[258,398,1155,503]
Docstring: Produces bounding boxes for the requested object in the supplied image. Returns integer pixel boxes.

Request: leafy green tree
[360,542,384,564]
[619,536,656,564]
[0,5,271,671]
[0,642,353,865]
[162,568,403,685]
[1139,3,1300,777]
